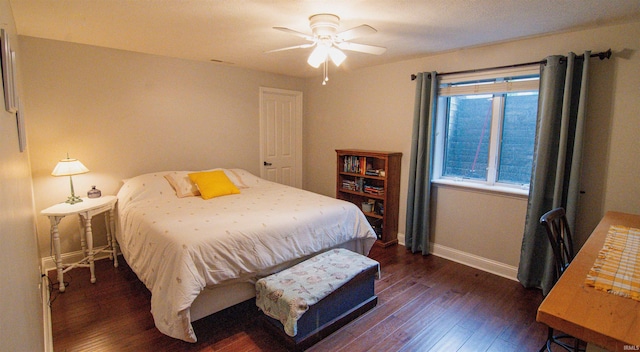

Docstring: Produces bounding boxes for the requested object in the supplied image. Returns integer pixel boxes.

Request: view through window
[434,68,540,193]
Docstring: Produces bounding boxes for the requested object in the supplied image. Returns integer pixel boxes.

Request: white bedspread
[116,169,377,342]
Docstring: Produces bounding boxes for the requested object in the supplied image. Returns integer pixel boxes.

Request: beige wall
[304,20,640,270]
[0,0,45,350]
[20,37,305,257]
[19,19,640,277]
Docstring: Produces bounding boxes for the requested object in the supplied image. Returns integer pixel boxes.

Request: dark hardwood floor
[49,245,550,351]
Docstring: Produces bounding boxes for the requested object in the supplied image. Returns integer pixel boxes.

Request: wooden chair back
[540,207,575,280]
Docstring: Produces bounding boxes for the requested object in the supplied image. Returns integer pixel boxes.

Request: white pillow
[222,169,250,189]
[227,168,261,187]
[117,172,176,205]
[164,172,200,198]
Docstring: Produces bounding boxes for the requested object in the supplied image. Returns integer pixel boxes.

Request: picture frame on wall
[1,28,17,113]
[16,97,26,152]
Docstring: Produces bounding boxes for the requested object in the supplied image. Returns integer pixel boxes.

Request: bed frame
[189,239,367,322]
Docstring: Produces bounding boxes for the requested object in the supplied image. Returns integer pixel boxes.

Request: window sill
[432,178,529,197]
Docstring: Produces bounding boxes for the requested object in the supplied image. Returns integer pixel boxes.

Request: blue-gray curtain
[517,52,590,295]
[405,72,438,254]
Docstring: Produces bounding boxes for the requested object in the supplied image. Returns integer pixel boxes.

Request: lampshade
[328,47,346,67]
[51,156,89,204]
[307,44,329,68]
[307,44,346,68]
[51,158,89,177]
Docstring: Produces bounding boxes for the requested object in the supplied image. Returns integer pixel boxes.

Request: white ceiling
[9,0,640,78]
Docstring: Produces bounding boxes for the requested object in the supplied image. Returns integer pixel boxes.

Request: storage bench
[256,248,379,351]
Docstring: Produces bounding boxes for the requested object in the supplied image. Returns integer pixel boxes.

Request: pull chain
[322,57,330,85]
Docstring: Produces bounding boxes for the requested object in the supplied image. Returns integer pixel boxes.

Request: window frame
[432,66,540,196]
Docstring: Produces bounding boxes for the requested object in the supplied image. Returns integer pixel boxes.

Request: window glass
[497,92,539,185]
[443,95,493,180]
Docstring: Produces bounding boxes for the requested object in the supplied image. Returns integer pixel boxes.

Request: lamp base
[65,195,83,204]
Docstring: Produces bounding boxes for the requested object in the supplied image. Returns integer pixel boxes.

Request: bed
[115,168,377,342]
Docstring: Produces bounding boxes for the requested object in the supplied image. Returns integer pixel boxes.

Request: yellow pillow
[188,170,240,200]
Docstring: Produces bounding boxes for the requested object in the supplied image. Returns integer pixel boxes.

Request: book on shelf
[364,185,384,196]
[343,155,369,175]
[342,178,365,192]
[342,180,356,191]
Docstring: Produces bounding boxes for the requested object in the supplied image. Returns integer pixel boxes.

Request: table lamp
[51,155,89,204]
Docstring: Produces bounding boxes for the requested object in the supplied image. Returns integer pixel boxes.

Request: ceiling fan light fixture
[269,13,386,84]
[329,47,346,66]
[307,44,329,68]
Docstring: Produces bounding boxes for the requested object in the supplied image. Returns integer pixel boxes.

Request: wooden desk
[537,211,640,351]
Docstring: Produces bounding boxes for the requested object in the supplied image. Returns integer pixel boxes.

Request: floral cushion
[255,248,379,337]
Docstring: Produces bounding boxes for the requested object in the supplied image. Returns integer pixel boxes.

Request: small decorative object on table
[87,185,101,198]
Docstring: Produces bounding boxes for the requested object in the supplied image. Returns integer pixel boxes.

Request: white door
[259,87,303,188]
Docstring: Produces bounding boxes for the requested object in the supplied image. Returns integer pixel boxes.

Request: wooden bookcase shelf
[336,149,402,247]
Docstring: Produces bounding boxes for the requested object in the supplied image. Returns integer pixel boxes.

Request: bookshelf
[336,149,402,247]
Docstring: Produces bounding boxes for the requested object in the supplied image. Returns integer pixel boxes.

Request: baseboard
[42,274,53,352]
[397,232,518,281]
[397,232,406,246]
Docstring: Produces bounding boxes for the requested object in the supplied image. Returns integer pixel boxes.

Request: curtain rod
[410,49,611,81]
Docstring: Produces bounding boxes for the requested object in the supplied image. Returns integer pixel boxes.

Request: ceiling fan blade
[273,27,314,41]
[265,43,315,53]
[336,42,387,55]
[336,25,377,41]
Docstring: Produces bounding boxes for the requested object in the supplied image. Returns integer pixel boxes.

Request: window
[433,67,540,194]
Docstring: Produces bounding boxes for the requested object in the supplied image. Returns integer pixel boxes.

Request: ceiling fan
[267,14,387,84]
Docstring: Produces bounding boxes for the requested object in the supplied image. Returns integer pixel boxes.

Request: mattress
[116,169,377,342]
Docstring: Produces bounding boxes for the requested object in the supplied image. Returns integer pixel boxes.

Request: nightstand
[41,195,118,292]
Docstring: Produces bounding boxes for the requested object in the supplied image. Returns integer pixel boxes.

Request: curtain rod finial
[599,49,612,60]
[411,74,417,81]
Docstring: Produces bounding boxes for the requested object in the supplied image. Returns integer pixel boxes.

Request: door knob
[263,161,272,166]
